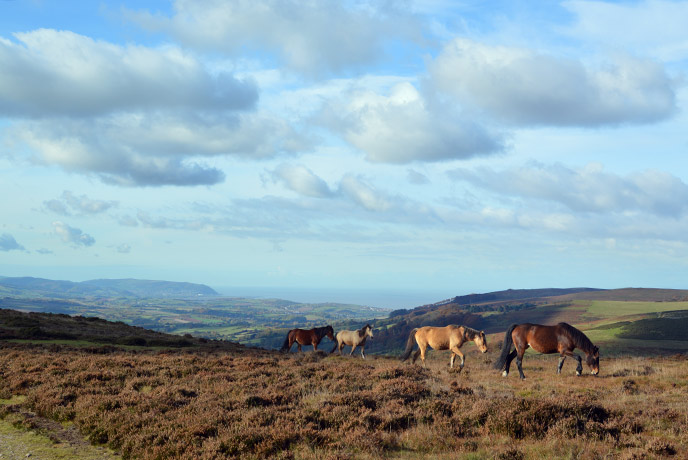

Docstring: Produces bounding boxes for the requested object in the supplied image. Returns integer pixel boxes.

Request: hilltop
[0,276,218,299]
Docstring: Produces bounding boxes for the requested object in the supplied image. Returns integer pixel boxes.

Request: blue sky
[1,0,687,305]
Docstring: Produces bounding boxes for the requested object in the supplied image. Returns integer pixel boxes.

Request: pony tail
[279,331,291,352]
[400,328,418,361]
[494,324,517,370]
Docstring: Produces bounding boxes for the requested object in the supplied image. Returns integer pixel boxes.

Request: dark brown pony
[280,325,335,352]
[495,322,599,379]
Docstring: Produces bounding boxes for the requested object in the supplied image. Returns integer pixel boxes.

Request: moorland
[0,321,687,459]
[1,279,688,459]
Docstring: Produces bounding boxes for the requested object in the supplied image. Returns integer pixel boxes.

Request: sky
[1,0,687,307]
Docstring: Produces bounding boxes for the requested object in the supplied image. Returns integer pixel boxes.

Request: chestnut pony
[280,325,335,352]
[495,322,600,379]
[400,325,488,370]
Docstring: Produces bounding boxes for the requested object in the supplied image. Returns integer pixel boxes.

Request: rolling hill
[0,276,218,298]
[362,287,688,355]
[0,307,241,350]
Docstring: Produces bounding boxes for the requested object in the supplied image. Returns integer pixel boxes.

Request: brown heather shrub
[1,343,688,459]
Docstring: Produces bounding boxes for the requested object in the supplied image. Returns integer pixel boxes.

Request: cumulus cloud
[11,111,311,186]
[0,29,313,187]
[127,0,420,76]
[430,39,677,126]
[44,191,117,216]
[52,221,95,247]
[322,82,503,164]
[0,233,25,251]
[0,29,256,117]
[448,163,688,217]
[269,164,333,198]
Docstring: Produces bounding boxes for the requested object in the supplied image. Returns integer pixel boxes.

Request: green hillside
[361,288,688,356]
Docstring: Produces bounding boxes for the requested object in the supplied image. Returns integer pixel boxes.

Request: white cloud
[52,221,95,247]
[338,175,392,212]
[448,162,688,217]
[12,112,310,186]
[0,29,256,117]
[44,191,117,216]
[322,82,503,163]
[0,233,25,251]
[0,29,316,187]
[128,0,420,76]
[430,38,677,126]
[269,164,333,198]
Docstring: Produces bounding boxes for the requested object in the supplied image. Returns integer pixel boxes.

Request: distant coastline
[212,286,459,309]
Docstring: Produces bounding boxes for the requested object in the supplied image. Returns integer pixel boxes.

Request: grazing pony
[331,324,374,359]
[494,322,600,380]
[280,325,335,353]
[400,325,488,370]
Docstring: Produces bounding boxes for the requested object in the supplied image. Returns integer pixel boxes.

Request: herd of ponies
[280,322,601,379]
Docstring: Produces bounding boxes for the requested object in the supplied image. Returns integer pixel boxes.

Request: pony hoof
[576,371,581,376]
[502,371,508,377]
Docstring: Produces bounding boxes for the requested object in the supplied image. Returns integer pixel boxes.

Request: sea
[212,286,460,310]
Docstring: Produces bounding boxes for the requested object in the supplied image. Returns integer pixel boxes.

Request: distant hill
[363,287,688,355]
[0,307,240,350]
[0,276,218,299]
[440,287,603,306]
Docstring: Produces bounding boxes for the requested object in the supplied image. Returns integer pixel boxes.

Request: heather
[1,342,686,459]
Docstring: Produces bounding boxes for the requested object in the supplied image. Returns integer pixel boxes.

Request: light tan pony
[331,324,374,359]
[400,325,488,370]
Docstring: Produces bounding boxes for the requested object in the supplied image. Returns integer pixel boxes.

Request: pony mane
[558,322,594,352]
[358,324,371,338]
[461,326,481,339]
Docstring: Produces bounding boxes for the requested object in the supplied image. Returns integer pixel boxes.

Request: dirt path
[0,404,120,460]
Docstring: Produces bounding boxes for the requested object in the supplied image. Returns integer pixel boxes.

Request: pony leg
[450,353,456,368]
[339,342,344,356]
[419,346,427,367]
[574,355,583,375]
[360,345,365,360]
[412,349,421,364]
[450,346,465,369]
[563,351,583,375]
[515,349,526,380]
[350,345,357,356]
[312,341,318,352]
[557,355,566,374]
[503,350,517,377]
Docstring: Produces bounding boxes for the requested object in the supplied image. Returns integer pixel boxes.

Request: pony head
[587,345,600,375]
[365,324,374,339]
[325,325,335,340]
[475,330,488,353]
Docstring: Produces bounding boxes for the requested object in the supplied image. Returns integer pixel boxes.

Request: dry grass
[0,342,686,459]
